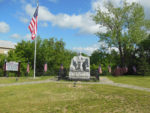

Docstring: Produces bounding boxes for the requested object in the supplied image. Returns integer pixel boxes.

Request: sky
[0,0,150,55]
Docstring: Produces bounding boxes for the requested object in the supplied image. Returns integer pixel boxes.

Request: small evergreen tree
[137,55,150,76]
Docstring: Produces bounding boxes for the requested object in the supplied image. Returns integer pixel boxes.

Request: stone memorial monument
[69,53,90,80]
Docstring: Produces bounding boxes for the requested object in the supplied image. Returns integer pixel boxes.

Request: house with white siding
[0,40,16,54]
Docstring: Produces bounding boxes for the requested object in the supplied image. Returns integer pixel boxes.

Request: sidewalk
[0,77,150,92]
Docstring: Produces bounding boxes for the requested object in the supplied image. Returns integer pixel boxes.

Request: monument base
[69,71,90,80]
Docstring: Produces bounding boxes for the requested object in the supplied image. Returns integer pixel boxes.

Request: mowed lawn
[0,82,150,113]
[0,76,53,84]
[108,76,150,88]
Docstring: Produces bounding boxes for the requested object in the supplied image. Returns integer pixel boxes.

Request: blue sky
[0,0,150,55]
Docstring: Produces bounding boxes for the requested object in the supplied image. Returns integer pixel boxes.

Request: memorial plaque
[69,53,90,80]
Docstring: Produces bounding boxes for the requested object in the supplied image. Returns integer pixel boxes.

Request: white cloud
[72,43,100,56]
[51,12,105,34]
[11,33,21,39]
[0,40,16,49]
[23,0,150,36]
[72,42,119,55]
[0,22,10,33]
[25,4,106,34]
[20,0,26,4]
[12,0,36,5]
[92,0,107,12]
[10,33,31,41]
[110,47,119,52]
[48,0,58,3]
[23,34,31,40]
[92,0,137,11]
[138,0,150,19]
[92,0,150,19]
[20,17,29,23]
[40,22,48,27]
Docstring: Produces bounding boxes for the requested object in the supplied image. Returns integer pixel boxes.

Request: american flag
[125,66,128,73]
[44,63,47,72]
[27,62,30,73]
[60,64,64,70]
[98,65,102,74]
[108,65,111,73]
[28,5,39,40]
[132,66,136,73]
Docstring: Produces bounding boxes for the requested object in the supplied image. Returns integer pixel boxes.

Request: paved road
[0,77,150,92]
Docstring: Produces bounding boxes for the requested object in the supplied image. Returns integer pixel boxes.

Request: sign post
[3,60,6,77]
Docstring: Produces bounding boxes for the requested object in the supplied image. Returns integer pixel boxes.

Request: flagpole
[33,0,39,78]
[34,36,37,78]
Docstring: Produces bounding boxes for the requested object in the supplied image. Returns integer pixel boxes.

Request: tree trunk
[118,41,124,67]
[117,30,125,67]
[123,44,127,66]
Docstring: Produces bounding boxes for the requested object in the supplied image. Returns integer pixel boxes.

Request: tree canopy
[93,0,150,66]
[5,37,77,76]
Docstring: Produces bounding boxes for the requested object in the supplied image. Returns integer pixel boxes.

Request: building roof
[0,40,16,49]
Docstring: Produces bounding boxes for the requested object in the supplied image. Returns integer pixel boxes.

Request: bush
[137,57,150,76]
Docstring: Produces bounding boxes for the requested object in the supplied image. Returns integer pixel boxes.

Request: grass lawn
[0,76,54,84]
[0,82,150,113]
[108,75,150,88]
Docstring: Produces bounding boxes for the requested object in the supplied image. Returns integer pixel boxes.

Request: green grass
[108,75,150,88]
[0,82,150,113]
[0,76,54,84]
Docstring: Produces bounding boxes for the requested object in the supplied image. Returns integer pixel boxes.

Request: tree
[7,40,35,76]
[90,49,119,75]
[0,54,7,76]
[137,55,150,76]
[138,34,150,63]
[136,34,150,75]
[93,0,150,66]
[7,37,77,76]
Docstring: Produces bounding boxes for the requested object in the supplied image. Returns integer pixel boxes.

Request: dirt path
[0,77,150,92]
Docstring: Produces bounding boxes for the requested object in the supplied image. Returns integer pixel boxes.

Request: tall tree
[138,34,150,63]
[7,37,76,76]
[93,0,150,66]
